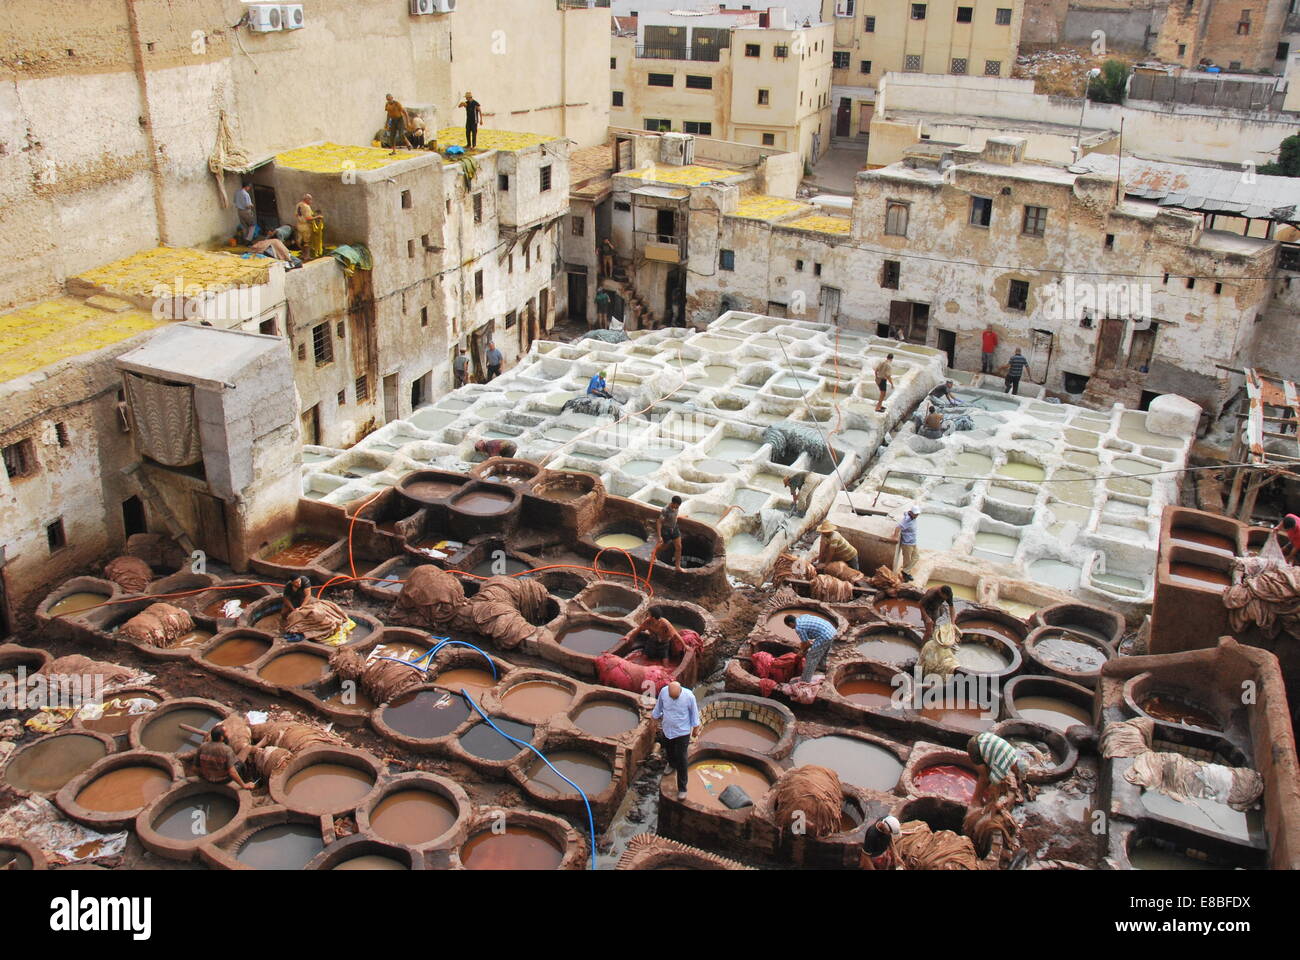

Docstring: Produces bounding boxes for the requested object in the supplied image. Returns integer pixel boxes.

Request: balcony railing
[636,44,723,62]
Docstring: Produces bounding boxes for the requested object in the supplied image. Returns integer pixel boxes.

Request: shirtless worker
[383,93,412,153]
[626,606,683,662]
[656,495,685,573]
[874,353,895,413]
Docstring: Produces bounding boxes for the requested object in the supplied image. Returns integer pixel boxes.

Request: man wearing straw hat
[815,520,859,571]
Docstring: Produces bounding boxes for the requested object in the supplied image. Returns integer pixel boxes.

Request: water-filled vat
[792,735,903,792]
[381,688,472,740]
[2,734,109,794]
[499,680,573,722]
[461,826,564,870]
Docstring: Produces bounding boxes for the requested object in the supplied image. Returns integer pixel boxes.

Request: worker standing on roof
[897,505,920,577]
[784,611,837,682]
[384,94,412,153]
[295,194,323,259]
[458,91,482,149]
[1277,514,1300,563]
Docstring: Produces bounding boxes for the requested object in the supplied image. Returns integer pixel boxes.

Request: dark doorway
[937,328,956,368]
[836,97,852,137]
[568,272,588,323]
[666,269,686,326]
[121,495,147,538]
[877,322,892,338]
[301,404,320,446]
[410,370,431,408]
[252,184,279,236]
[656,208,676,241]
[1139,390,1161,411]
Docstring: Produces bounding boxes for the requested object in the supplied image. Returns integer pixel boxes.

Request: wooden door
[193,492,229,564]
[1097,317,1125,369]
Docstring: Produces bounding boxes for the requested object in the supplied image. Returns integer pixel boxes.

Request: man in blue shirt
[1004,348,1030,395]
[485,341,503,381]
[587,370,613,399]
[897,506,919,577]
[652,681,700,799]
[783,612,837,682]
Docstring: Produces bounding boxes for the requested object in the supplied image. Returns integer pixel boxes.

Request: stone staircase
[121,463,197,555]
[602,258,656,330]
[1080,365,1145,410]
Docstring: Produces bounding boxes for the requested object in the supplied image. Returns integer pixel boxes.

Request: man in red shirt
[1278,514,1300,562]
[981,326,998,374]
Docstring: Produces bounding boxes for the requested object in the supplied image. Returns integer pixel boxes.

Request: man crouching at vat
[860,815,902,870]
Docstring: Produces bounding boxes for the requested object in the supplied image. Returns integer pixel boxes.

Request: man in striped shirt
[1003,348,1030,395]
[784,612,837,682]
[967,732,1029,803]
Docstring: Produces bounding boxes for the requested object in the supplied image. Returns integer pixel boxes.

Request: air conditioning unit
[280,4,304,29]
[411,0,453,14]
[246,4,282,32]
[433,0,457,11]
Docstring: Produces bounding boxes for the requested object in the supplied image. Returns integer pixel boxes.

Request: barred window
[904,54,923,72]
[996,7,1012,24]
[951,57,968,74]
[984,59,1002,76]
[833,51,850,68]
[312,323,333,365]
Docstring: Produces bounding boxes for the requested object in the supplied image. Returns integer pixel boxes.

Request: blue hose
[371,636,597,869]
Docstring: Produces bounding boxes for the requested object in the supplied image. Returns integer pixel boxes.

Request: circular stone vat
[697,694,794,757]
[852,623,923,667]
[525,750,614,798]
[593,520,649,552]
[952,633,1021,679]
[913,762,978,803]
[74,761,174,815]
[1023,626,1113,686]
[461,824,565,870]
[571,699,641,739]
[1124,679,1223,732]
[459,718,535,761]
[431,665,499,700]
[379,687,472,741]
[1034,602,1126,647]
[532,471,598,504]
[328,851,410,870]
[280,760,377,815]
[955,610,1029,644]
[1126,835,1233,871]
[0,839,45,870]
[1,733,112,795]
[792,735,904,792]
[139,781,244,855]
[989,719,1077,785]
[234,822,326,870]
[555,620,626,657]
[764,604,839,643]
[872,595,927,631]
[398,470,467,504]
[833,661,908,711]
[77,689,163,737]
[45,589,112,618]
[135,701,227,754]
[203,631,272,667]
[258,650,331,687]
[682,756,773,810]
[533,570,591,600]
[449,483,516,516]
[1003,675,1095,734]
[575,581,646,618]
[367,789,459,847]
[894,796,968,835]
[499,679,574,722]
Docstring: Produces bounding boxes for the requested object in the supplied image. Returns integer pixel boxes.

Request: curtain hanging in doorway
[124,373,203,467]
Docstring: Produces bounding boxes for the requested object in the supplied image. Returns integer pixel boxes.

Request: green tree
[1086,60,1131,104]
[1258,134,1300,176]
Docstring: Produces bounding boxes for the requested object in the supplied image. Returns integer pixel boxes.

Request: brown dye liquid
[526,751,614,798]
[1168,562,1230,590]
[0,849,33,870]
[325,687,376,713]
[258,652,329,686]
[382,690,472,739]
[919,704,995,732]
[284,763,374,809]
[854,633,920,665]
[171,629,214,648]
[461,827,564,870]
[573,701,640,737]
[837,678,899,709]
[333,854,407,870]
[236,824,324,869]
[370,640,429,663]
[766,608,824,642]
[254,611,284,633]
[459,719,534,761]
[453,491,514,516]
[48,592,109,617]
[403,480,463,501]
[205,636,270,666]
[700,717,779,751]
[264,539,333,567]
[557,625,624,656]
[151,793,238,841]
[684,760,771,809]
[1170,527,1236,557]
[204,596,251,618]
[76,766,171,813]
[873,597,926,630]
[1140,695,1222,731]
[2,735,108,793]
[432,668,497,700]
[370,790,457,844]
[1014,696,1092,732]
[500,681,573,722]
[80,693,161,736]
[792,736,903,792]
[957,618,1021,644]
[140,708,222,752]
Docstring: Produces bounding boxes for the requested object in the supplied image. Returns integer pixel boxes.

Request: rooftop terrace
[71,247,272,301]
[273,141,425,173]
[0,296,160,384]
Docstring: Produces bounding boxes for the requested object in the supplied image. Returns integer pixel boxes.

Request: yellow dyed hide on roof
[435,128,556,152]
[275,142,421,173]
[785,214,852,235]
[623,164,741,187]
[74,247,271,299]
[733,195,812,221]
[0,297,160,383]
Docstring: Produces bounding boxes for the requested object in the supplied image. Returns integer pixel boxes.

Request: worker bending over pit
[784,611,837,683]
[967,731,1030,806]
[860,815,903,870]
[815,521,859,571]
[587,370,613,399]
[627,606,682,662]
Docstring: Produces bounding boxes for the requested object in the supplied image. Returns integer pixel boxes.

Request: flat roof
[116,323,282,388]
[434,128,557,152]
[0,296,160,384]
[732,194,813,222]
[274,142,425,173]
[783,214,852,235]
[73,247,272,300]
[619,164,746,187]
